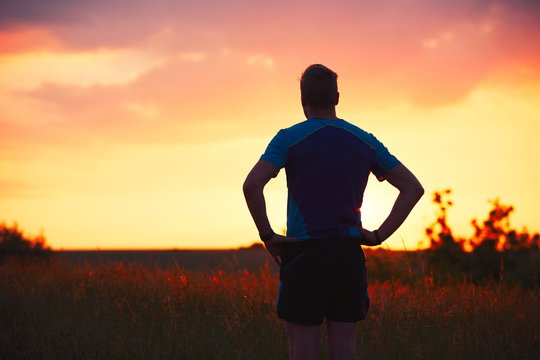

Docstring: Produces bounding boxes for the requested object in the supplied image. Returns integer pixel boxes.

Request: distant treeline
[1,189,539,286]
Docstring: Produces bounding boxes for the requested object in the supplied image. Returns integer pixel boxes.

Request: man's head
[300,64,339,111]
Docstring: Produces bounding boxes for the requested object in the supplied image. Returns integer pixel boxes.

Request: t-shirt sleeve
[369,135,401,181]
[260,129,288,170]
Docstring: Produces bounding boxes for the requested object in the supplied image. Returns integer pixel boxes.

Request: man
[243,64,424,360]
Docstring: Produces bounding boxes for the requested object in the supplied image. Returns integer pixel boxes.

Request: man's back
[261,117,400,240]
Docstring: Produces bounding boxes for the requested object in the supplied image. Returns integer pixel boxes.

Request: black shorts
[277,237,369,326]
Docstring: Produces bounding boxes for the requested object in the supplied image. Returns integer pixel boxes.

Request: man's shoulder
[275,118,380,149]
[335,119,371,139]
[276,119,326,147]
[337,120,389,149]
[282,119,315,132]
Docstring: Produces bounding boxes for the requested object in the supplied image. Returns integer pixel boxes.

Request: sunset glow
[1,0,539,249]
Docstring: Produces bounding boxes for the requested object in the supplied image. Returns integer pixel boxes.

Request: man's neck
[304,107,338,120]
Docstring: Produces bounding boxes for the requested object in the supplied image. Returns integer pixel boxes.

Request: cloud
[0,27,60,53]
[121,101,160,119]
[177,51,206,62]
[246,53,275,70]
[1,0,540,121]
[0,46,289,152]
[0,48,166,91]
[0,180,38,198]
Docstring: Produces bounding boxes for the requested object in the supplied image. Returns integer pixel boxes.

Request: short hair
[300,64,338,109]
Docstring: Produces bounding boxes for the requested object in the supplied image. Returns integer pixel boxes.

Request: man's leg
[284,321,321,360]
[326,321,358,360]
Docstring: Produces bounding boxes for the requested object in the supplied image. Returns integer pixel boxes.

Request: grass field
[1,251,539,359]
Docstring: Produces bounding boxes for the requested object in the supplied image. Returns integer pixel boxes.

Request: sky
[1,0,539,250]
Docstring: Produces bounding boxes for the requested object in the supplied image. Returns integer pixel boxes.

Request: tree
[470,199,539,251]
[425,189,463,250]
[424,190,540,285]
[424,189,466,275]
[0,222,51,258]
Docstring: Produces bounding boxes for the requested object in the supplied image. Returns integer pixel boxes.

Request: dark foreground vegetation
[1,257,539,360]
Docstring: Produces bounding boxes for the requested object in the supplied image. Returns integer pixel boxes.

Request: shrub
[424,190,540,286]
[0,222,51,259]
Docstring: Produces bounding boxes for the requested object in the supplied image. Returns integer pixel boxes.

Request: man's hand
[360,229,383,247]
[263,233,296,265]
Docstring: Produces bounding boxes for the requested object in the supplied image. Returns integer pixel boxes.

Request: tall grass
[1,257,538,359]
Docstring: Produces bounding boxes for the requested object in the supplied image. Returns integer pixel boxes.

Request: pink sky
[1,0,539,249]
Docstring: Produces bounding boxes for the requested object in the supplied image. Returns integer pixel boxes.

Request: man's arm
[243,160,278,238]
[243,160,293,264]
[362,164,424,245]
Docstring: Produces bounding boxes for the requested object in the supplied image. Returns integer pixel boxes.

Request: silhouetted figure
[243,64,423,359]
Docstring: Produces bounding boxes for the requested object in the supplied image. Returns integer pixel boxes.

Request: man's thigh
[326,244,369,322]
[277,242,331,326]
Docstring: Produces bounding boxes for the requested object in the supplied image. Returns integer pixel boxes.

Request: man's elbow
[242,179,260,198]
[412,181,425,201]
[399,178,424,201]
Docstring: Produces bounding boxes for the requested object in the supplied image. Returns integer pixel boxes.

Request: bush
[0,222,51,259]
[424,190,540,286]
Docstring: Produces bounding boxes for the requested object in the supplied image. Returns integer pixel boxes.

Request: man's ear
[335,92,340,106]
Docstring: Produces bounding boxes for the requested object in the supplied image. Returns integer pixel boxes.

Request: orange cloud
[0,27,60,53]
[2,1,539,108]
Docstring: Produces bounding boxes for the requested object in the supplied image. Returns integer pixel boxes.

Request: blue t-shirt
[260,118,400,240]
